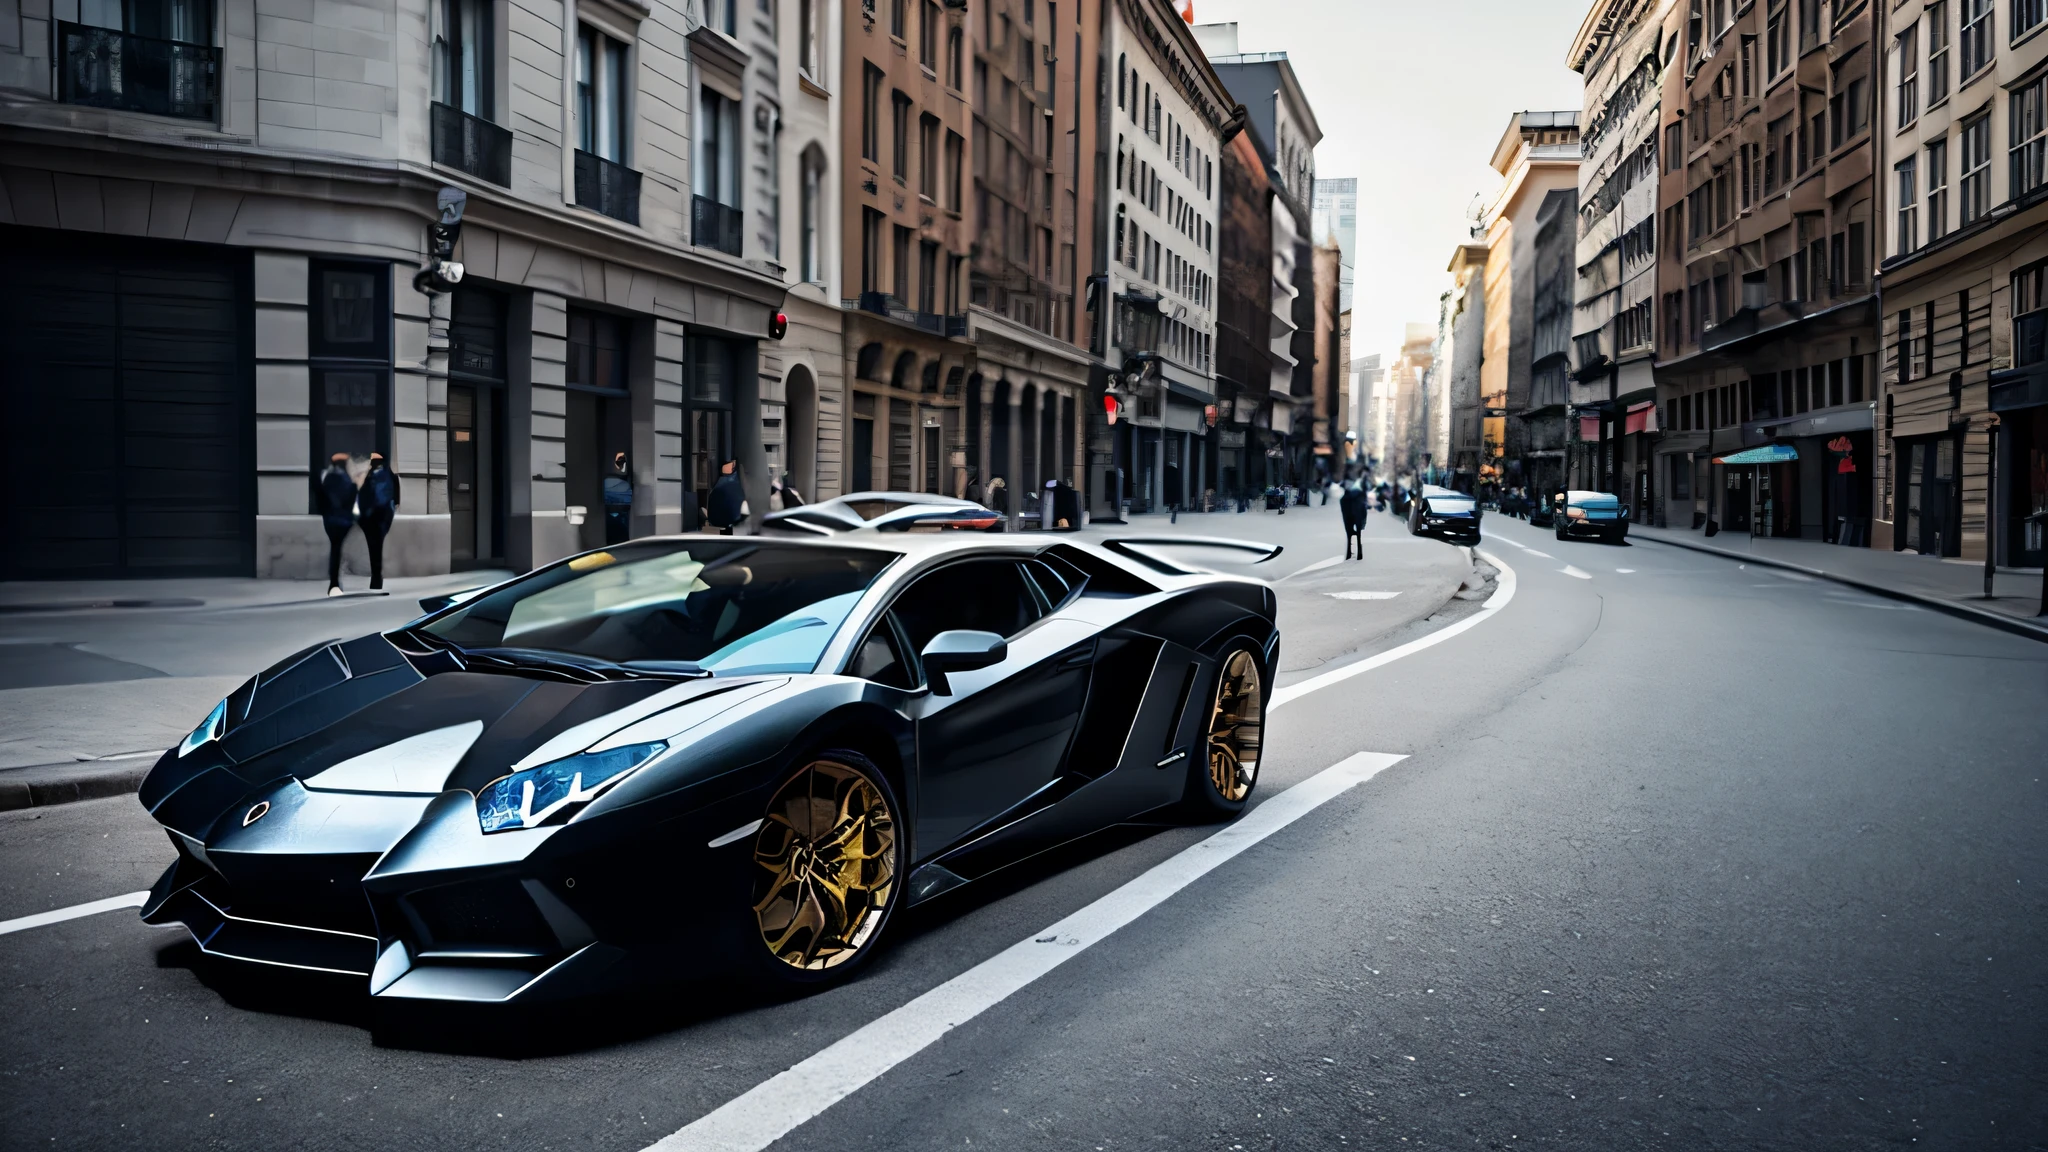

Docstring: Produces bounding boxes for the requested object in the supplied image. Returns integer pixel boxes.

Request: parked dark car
[1551,490,1629,542]
[1407,484,1482,542]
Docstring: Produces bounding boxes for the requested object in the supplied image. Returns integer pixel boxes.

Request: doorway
[448,286,506,567]
[1902,435,1957,556]
[566,309,633,552]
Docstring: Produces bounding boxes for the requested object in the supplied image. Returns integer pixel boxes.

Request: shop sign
[1828,435,1857,474]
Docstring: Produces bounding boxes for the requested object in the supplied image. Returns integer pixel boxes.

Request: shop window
[308,261,391,502]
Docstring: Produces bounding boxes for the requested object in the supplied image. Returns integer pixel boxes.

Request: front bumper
[144,778,772,1006]
[1560,517,1626,537]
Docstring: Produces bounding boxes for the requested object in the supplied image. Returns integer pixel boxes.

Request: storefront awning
[1713,443,1799,465]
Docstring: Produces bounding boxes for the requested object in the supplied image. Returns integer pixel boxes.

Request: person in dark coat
[603,451,634,545]
[317,453,358,596]
[356,452,401,590]
[707,458,745,535]
[1340,481,1370,560]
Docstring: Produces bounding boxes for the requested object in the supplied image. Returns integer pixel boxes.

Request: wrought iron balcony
[57,21,217,122]
[847,292,965,337]
[573,150,641,225]
[431,102,511,187]
[692,195,744,256]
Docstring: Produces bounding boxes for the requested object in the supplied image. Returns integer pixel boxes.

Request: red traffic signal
[768,312,789,340]
[1103,393,1120,425]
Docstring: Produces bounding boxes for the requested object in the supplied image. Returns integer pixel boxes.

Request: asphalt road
[3,505,2045,1151]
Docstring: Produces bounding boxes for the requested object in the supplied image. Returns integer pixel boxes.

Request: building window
[947,29,963,88]
[919,113,939,200]
[799,148,824,284]
[1896,26,1917,126]
[892,225,912,300]
[2019,0,2048,39]
[697,87,739,207]
[704,0,735,35]
[309,261,391,492]
[576,24,628,162]
[433,0,493,118]
[798,0,819,80]
[891,90,911,182]
[891,0,906,39]
[921,0,939,69]
[861,207,885,293]
[1961,113,1991,223]
[1767,0,1789,76]
[2014,76,2047,200]
[1927,137,1949,239]
[1929,2,1951,104]
[1897,158,1918,251]
[1960,0,1992,78]
[944,129,963,211]
[2015,261,2048,368]
[862,65,883,161]
[918,240,939,313]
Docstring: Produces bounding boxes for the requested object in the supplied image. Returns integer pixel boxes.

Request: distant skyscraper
[1312,177,1356,313]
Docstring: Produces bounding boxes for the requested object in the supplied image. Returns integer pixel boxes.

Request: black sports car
[138,530,1278,1006]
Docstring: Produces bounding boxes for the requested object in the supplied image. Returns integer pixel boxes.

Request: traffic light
[413,186,468,295]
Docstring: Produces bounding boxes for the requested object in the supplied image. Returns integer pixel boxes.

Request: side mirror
[920,630,1008,695]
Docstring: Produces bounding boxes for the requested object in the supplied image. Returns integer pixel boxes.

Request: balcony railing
[431,102,511,187]
[57,21,217,122]
[847,292,967,337]
[692,195,744,256]
[574,150,641,225]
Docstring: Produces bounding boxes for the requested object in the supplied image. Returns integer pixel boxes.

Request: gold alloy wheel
[1207,649,1263,803]
[751,759,898,971]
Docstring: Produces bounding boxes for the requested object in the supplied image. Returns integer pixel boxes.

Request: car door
[879,558,1095,857]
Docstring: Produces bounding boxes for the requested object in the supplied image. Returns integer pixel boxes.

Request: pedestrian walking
[707,458,745,535]
[357,451,400,590]
[603,452,633,544]
[1340,481,1370,560]
[317,452,358,597]
[964,468,985,506]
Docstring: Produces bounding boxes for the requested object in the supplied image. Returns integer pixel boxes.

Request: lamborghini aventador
[137,528,1279,1008]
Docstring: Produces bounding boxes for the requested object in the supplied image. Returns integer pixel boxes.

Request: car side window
[891,560,1044,660]
[848,616,915,690]
[1021,559,1071,610]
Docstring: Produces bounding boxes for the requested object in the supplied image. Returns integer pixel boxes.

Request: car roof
[1564,490,1620,502]
[1421,485,1469,498]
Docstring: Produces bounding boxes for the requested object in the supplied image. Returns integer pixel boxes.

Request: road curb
[1634,533,2048,644]
[0,761,154,812]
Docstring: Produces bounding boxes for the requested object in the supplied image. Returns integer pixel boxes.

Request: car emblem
[243,801,270,827]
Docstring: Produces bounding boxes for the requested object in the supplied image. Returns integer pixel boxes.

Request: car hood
[141,631,783,816]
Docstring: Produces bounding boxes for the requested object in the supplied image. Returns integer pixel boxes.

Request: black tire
[1186,641,1267,819]
[742,748,902,990]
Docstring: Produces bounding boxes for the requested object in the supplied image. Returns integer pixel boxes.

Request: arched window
[947,29,963,88]
[1117,54,1126,107]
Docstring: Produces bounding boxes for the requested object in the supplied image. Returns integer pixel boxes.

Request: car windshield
[422,541,898,675]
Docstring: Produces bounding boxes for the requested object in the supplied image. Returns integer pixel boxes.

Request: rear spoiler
[1100,536,1283,574]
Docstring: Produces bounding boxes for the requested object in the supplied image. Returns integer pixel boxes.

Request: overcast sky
[1188,0,1595,362]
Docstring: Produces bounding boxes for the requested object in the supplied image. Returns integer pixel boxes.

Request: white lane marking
[1489,536,1530,550]
[1267,548,1517,712]
[1560,566,1592,580]
[0,892,149,937]
[1284,557,1345,579]
[707,819,765,849]
[1615,568,1635,574]
[647,750,1408,1152]
[1524,549,1555,559]
[1325,591,1400,600]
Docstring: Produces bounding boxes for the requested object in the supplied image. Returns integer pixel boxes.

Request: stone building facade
[1653,0,1878,542]
[0,0,787,580]
[1877,0,2048,564]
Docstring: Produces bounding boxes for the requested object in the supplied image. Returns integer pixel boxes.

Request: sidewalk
[0,569,507,810]
[1630,523,2047,642]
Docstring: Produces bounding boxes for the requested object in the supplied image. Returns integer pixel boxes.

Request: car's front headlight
[1565,506,1587,521]
[475,741,667,833]
[178,698,228,758]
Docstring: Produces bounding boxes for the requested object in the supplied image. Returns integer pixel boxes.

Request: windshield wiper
[618,659,711,679]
